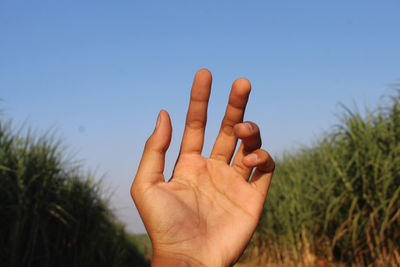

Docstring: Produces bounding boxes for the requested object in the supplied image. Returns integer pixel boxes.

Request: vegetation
[2,90,399,267]
[0,121,149,267]
[240,91,400,266]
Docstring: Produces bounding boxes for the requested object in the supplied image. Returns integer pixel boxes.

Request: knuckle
[130,179,141,200]
[233,163,250,177]
[259,148,269,157]
[268,156,275,171]
[263,150,275,172]
[211,153,229,162]
[186,118,205,130]
[243,139,262,152]
[222,124,234,135]
[221,116,236,131]
[130,182,136,199]
[144,137,153,149]
[255,149,275,172]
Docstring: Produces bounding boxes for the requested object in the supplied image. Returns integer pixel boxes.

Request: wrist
[151,249,206,267]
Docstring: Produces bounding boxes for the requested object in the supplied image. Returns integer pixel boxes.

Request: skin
[131,69,275,267]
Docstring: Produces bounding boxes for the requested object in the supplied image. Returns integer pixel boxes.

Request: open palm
[131,69,274,266]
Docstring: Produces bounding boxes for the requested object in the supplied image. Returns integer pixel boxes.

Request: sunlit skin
[131,69,275,266]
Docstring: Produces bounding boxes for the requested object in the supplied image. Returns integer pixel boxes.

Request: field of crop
[1,91,399,267]
[239,91,400,266]
[0,120,149,267]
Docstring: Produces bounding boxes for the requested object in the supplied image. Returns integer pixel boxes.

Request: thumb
[134,110,172,185]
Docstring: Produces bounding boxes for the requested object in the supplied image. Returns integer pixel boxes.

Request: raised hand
[131,69,274,266]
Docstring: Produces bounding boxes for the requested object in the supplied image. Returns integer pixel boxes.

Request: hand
[131,69,274,266]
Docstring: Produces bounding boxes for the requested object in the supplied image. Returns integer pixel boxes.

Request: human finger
[180,69,212,155]
[210,78,251,163]
[231,121,262,179]
[248,149,275,197]
[132,110,172,188]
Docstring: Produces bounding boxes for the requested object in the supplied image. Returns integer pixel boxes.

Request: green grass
[243,91,400,265]
[0,121,149,267]
[3,90,399,266]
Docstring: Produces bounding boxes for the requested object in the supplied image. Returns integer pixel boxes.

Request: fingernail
[155,112,161,129]
[245,153,258,164]
[245,122,253,133]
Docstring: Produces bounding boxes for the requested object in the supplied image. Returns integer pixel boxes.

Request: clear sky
[1,0,399,233]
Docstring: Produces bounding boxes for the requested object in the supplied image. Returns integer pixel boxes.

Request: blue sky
[1,0,399,233]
